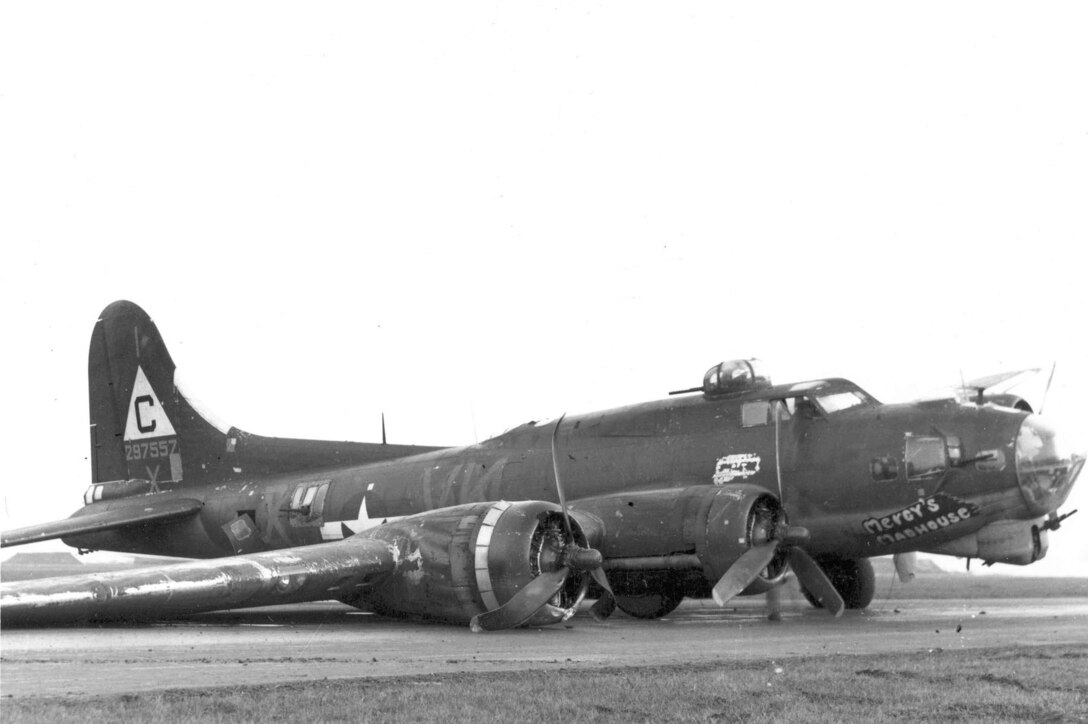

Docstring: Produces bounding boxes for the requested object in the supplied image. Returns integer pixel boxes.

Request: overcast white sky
[2,3,1085,575]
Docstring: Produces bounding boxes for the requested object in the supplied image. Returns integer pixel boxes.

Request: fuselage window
[289,480,331,525]
[741,401,771,427]
[905,435,947,479]
[741,400,790,427]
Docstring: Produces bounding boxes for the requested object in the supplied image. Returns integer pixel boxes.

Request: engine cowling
[344,500,588,625]
[571,484,789,597]
[925,517,1048,565]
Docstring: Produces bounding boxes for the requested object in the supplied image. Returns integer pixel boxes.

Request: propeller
[710,543,780,605]
[548,413,617,620]
[1039,362,1056,414]
[470,569,570,632]
[785,545,845,615]
[893,551,917,583]
[709,523,845,617]
[470,414,612,632]
[957,366,1046,410]
[710,399,845,617]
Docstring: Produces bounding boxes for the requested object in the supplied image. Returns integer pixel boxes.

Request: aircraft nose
[1015,414,1086,516]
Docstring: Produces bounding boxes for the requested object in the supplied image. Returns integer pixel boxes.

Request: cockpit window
[815,390,870,414]
[739,383,875,428]
[792,396,821,419]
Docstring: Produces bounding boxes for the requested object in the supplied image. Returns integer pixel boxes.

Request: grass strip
[4,644,1086,723]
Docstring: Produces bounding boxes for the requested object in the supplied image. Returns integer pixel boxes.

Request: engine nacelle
[571,484,788,596]
[924,518,1048,565]
[344,500,587,625]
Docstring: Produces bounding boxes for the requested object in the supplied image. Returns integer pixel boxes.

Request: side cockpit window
[792,396,821,419]
[815,390,869,414]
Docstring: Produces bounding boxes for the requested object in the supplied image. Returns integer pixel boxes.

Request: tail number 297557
[125,438,179,461]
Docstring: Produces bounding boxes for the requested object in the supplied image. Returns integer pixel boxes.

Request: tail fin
[88,301,232,495]
[87,301,446,502]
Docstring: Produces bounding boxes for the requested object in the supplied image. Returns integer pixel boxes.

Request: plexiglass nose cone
[1015,414,1085,516]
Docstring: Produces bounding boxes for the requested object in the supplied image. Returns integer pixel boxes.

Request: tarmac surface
[3,593,1087,699]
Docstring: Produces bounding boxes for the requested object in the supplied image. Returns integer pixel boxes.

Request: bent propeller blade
[788,547,845,617]
[550,413,575,542]
[470,568,569,632]
[587,567,616,621]
[589,566,613,597]
[589,592,617,622]
[711,542,779,606]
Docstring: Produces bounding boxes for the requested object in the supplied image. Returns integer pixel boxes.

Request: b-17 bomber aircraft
[1,301,1083,630]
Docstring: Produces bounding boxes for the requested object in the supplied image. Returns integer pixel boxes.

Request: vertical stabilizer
[88,301,232,495]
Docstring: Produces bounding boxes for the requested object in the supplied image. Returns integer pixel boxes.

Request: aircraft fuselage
[67,377,1076,571]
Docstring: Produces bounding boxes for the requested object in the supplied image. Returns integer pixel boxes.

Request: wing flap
[1,498,204,548]
[1,535,396,625]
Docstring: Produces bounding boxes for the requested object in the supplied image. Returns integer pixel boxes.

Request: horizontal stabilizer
[0,498,203,548]
[1,535,396,625]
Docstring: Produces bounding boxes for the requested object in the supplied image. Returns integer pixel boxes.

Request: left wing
[1,535,395,625]
[1,498,203,548]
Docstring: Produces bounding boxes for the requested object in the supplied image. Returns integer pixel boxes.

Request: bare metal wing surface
[1,534,394,625]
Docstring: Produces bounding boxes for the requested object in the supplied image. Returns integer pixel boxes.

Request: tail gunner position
[2,302,1082,629]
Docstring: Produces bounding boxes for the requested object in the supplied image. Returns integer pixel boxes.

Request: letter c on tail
[135,395,157,433]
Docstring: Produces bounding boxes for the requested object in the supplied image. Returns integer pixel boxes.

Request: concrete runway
[3,595,1087,699]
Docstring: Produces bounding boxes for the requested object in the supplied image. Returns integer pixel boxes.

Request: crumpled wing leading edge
[1,535,396,625]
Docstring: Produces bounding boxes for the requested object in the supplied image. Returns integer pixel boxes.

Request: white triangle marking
[123,366,177,441]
